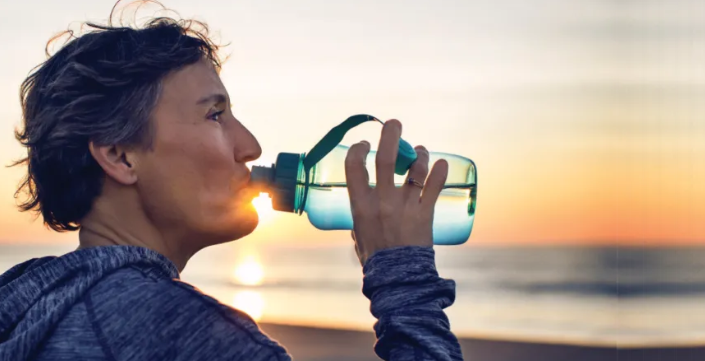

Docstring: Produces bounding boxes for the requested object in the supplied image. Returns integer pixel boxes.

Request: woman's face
[132,59,262,247]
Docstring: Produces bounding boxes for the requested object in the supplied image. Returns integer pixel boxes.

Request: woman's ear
[88,142,138,185]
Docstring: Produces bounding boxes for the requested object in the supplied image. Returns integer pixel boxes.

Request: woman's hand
[345,119,448,266]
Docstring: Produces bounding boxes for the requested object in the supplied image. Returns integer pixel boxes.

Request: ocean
[1,242,703,348]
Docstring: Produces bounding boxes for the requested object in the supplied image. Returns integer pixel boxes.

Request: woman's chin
[225,206,260,240]
[239,208,260,234]
[197,206,260,245]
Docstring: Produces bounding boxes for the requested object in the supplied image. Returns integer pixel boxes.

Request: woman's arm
[345,120,464,360]
[364,246,462,361]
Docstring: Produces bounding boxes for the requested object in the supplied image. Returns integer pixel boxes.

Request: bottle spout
[250,164,275,192]
[249,153,302,213]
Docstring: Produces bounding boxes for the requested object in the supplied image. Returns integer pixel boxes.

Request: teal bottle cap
[395,138,417,175]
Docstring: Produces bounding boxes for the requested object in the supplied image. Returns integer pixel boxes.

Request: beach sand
[259,323,705,361]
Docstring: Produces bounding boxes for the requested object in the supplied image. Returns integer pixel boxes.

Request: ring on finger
[407,177,424,189]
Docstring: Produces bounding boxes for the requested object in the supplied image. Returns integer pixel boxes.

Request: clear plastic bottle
[251,144,477,245]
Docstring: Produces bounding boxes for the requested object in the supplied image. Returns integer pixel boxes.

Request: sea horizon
[2,241,704,348]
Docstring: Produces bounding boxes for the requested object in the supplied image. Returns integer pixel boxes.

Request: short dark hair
[12,1,223,232]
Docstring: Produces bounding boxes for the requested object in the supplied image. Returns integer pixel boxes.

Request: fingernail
[384,119,401,128]
[360,140,370,147]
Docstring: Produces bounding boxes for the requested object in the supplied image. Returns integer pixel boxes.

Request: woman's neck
[77,186,193,272]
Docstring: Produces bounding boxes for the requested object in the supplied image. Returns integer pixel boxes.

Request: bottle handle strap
[302,114,418,175]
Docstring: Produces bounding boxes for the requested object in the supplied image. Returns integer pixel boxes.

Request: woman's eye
[207,110,225,122]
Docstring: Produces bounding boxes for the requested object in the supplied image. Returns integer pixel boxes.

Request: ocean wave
[183,274,705,297]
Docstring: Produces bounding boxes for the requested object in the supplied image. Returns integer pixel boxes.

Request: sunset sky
[0,0,703,246]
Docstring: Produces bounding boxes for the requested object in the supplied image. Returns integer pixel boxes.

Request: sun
[251,193,275,224]
[232,290,265,321]
[233,256,264,286]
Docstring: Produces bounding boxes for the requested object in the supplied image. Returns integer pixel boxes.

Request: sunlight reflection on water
[232,290,265,321]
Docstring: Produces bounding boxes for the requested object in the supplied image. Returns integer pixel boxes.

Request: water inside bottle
[302,182,476,245]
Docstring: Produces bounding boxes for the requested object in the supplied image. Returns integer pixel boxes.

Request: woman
[0,6,462,361]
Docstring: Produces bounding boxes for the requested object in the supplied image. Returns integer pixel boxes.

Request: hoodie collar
[0,245,179,342]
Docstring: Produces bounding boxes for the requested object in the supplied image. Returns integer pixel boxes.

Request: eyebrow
[196,93,228,106]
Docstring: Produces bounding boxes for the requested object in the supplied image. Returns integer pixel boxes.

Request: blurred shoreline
[259,323,705,361]
[3,243,705,349]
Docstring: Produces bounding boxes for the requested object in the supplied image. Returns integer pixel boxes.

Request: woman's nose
[233,122,262,163]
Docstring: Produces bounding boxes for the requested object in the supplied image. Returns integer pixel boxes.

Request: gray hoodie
[0,245,462,360]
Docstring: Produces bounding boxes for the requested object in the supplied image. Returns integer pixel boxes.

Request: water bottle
[250,144,477,245]
[249,114,478,246]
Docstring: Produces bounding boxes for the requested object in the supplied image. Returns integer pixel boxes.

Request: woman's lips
[241,184,262,201]
[232,168,267,201]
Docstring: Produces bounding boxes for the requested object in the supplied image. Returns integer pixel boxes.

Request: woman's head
[14,5,262,248]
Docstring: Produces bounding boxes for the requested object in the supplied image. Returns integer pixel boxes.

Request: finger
[420,159,449,209]
[351,230,361,262]
[375,119,402,191]
[350,230,365,266]
[345,141,372,200]
[404,145,430,200]
[350,230,358,252]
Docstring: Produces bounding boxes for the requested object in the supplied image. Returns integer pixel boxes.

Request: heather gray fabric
[0,245,462,360]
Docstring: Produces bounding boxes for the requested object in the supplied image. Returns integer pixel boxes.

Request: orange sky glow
[0,0,703,246]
